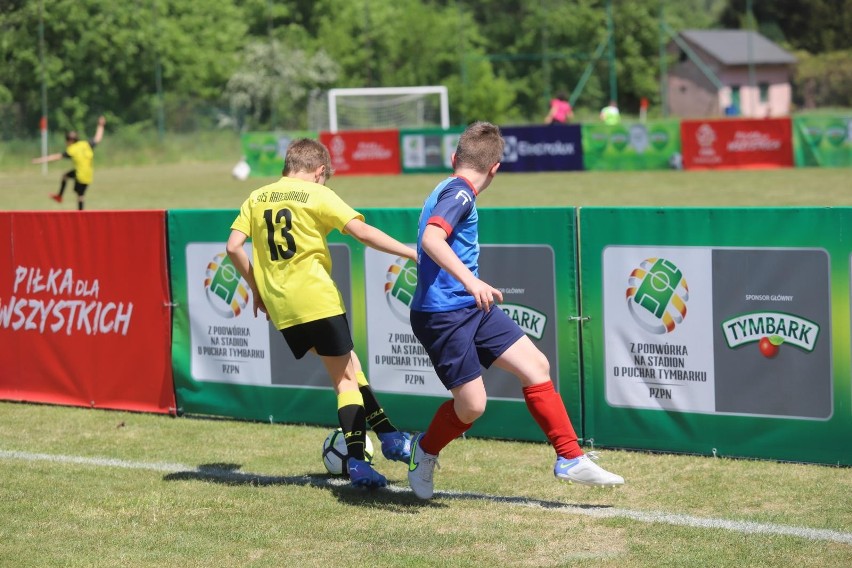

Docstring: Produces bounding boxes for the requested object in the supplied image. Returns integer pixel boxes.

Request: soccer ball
[231,159,250,181]
[321,428,374,475]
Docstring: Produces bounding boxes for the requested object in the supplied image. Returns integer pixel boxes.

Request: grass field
[0,401,850,567]
[2,160,852,211]
[2,159,851,566]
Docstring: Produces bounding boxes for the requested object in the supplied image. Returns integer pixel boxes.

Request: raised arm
[344,218,417,262]
[93,116,105,145]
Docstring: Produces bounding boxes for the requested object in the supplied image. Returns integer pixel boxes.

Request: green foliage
[792,49,852,109]
[0,0,848,138]
[718,0,852,52]
[0,0,245,135]
[225,39,339,130]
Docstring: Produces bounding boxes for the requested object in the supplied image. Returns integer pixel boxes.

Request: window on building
[759,82,770,103]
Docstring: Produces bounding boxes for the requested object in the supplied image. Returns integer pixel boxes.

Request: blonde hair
[282,138,334,178]
[453,121,504,173]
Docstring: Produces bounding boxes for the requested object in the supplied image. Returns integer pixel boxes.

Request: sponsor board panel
[681,118,793,170]
[169,210,339,423]
[240,131,317,177]
[359,208,581,442]
[792,115,851,168]
[498,125,584,172]
[365,245,559,400]
[0,211,175,414]
[582,120,681,171]
[400,127,464,174]
[319,129,401,175]
[169,208,581,440]
[580,207,851,465]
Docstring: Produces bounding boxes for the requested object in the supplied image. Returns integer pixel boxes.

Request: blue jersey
[411,176,480,312]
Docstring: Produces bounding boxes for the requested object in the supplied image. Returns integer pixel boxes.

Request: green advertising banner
[168,207,583,443]
[240,131,317,177]
[399,127,465,174]
[792,116,851,168]
[582,120,681,171]
[578,207,852,465]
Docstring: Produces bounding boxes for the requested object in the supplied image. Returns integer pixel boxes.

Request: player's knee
[535,350,551,376]
[456,399,486,423]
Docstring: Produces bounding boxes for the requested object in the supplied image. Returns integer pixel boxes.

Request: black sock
[337,396,367,461]
[360,384,396,434]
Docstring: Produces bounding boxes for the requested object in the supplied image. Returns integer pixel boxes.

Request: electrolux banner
[497,125,584,173]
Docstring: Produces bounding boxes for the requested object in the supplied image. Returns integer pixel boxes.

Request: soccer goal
[326,86,450,133]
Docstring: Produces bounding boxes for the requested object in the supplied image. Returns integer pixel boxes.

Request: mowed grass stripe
[3,448,850,546]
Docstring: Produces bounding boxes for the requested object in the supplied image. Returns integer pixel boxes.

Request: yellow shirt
[230,177,363,330]
[65,140,95,184]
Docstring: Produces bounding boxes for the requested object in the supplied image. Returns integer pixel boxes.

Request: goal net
[324,86,449,133]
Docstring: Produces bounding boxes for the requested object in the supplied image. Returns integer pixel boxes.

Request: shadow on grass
[163,462,615,513]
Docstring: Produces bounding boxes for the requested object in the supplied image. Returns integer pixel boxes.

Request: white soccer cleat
[554,453,624,487]
[408,433,440,499]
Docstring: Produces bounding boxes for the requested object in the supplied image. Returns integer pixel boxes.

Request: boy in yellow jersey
[226,138,416,488]
[32,116,105,211]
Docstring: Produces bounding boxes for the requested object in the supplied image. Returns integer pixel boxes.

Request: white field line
[2,448,850,546]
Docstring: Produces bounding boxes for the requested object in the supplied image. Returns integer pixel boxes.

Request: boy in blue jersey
[407,121,624,499]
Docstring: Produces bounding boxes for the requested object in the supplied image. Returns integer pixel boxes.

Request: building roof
[680,29,797,65]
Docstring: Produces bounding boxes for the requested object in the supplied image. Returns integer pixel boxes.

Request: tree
[0,0,247,135]
[718,0,852,53]
[225,40,339,130]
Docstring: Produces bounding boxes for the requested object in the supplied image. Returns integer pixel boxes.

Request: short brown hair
[282,138,334,178]
[454,121,504,173]
[65,131,79,143]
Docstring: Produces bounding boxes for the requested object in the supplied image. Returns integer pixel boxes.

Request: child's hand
[467,278,503,312]
[253,294,269,320]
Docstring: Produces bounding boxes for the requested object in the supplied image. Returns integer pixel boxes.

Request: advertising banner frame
[578,207,852,465]
[0,211,175,415]
[168,207,583,443]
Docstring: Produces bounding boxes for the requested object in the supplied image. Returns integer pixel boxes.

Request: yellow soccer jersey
[230,177,364,330]
[65,140,95,184]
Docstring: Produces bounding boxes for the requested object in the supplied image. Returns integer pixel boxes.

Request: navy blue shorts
[410,305,525,390]
[280,313,354,359]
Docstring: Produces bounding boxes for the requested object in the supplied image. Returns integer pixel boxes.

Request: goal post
[327,86,450,133]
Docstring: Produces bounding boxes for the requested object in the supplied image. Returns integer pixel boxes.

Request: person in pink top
[544,92,573,124]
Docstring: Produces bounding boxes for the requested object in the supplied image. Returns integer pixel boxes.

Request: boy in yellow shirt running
[226,138,415,488]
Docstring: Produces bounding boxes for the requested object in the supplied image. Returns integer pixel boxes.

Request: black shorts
[280,314,354,359]
[65,170,89,196]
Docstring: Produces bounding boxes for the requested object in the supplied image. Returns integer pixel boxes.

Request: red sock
[523,381,583,459]
[420,399,472,455]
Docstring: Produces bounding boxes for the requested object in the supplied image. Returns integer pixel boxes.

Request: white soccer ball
[322,428,374,475]
[231,159,250,181]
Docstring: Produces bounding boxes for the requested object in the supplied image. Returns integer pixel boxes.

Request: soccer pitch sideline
[2,161,852,211]
[0,402,849,567]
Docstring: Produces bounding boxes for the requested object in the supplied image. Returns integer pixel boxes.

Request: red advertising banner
[681,118,793,170]
[0,212,176,414]
[319,129,401,175]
